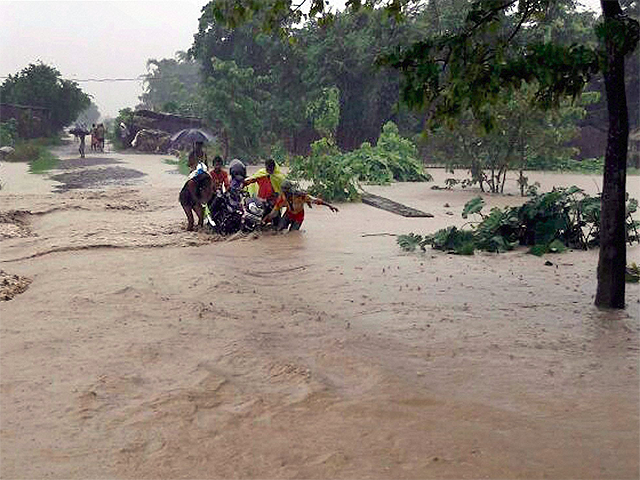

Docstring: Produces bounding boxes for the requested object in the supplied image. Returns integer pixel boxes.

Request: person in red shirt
[209,155,230,192]
[264,180,339,231]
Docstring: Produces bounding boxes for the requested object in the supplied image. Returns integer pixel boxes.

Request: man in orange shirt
[265,180,339,231]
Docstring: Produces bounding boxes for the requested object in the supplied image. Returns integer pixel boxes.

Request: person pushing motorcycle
[264,180,339,231]
[244,158,285,226]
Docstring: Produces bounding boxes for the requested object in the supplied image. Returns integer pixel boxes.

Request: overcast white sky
[0,0,603,119]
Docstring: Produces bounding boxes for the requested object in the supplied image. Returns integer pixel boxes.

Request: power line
[0,75,146,83]
[69,77,146,82]
[0,73,204,83]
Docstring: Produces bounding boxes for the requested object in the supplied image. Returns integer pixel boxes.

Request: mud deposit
[51,166,145,191]
[0,270,32,301]
[0,144,638,479]
[57,157,123,169]
[0,210,32,239]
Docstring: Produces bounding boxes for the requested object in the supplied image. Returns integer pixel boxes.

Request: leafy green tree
[290,121,429,198]
[300,7,424,150]
[306,86,340,140]
[289,138,361,201]
[191,8,313,154]
[139,52,202,115]
[198,58,270,159]
[0,62,91,132]
[427,84,596,194]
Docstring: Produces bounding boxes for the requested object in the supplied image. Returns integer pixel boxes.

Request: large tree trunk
[595,0,629,309]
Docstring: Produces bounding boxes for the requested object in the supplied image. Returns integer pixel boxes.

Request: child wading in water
[264,180,339,231]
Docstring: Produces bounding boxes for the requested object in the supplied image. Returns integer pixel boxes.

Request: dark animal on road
[179,173,214,231]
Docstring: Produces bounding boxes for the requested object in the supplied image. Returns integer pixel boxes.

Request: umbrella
[170,128,216,145]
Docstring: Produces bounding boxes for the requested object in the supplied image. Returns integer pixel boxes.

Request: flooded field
[1,143,638,479]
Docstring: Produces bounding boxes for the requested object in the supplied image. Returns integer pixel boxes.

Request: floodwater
[0,141,638,479]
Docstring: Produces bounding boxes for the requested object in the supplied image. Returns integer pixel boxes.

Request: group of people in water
[179,141,339,232]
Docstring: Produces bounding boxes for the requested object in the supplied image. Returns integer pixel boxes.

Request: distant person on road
[96,123,105,152]
[119,122,130,147]
[90,124,98,151]
[78,132,86,158]
[264,180,338,231]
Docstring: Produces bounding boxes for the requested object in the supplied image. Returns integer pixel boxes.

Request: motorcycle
[206,189,266,235]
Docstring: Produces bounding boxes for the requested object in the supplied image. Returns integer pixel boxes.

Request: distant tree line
[0,63,91,139]
[136,0,637,165]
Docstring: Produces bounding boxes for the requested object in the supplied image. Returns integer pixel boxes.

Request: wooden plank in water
[361,193,434,218]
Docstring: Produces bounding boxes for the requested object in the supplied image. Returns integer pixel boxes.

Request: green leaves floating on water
[461,196,485,219]
[397,233,429,252]
[626,263,640,283]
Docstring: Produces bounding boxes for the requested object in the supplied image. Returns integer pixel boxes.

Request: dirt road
[1,143,638,478]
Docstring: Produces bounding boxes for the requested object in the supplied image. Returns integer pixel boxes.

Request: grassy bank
[163,154,190,176]
[3,137,61,173]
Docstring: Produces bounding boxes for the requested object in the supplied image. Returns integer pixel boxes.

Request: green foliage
[461,196,484,219]
[289,121,430,201]
[29,149,59,174]
[199,57,271,159]
[269,140,289,166]
[0,119,18,146]
[3,139,59,173]
[191,3,432,155]
[288,138,360,202]
[397,232,429,252]
[5,142,41,162]
[626,263,640,283]
[423,83,593,194]
[306,86,340,139]
[428,227,476,255]
[399,186,640,255]
[0,63,91,133]
[346,122,431,184]
[398,228,475,255]
[380,1,609,128]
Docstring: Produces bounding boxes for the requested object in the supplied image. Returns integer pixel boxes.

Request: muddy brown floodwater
[1,142,638,479]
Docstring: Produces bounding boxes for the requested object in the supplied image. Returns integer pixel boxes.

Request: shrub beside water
[398,186,640,255]
[289,121,431,202]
